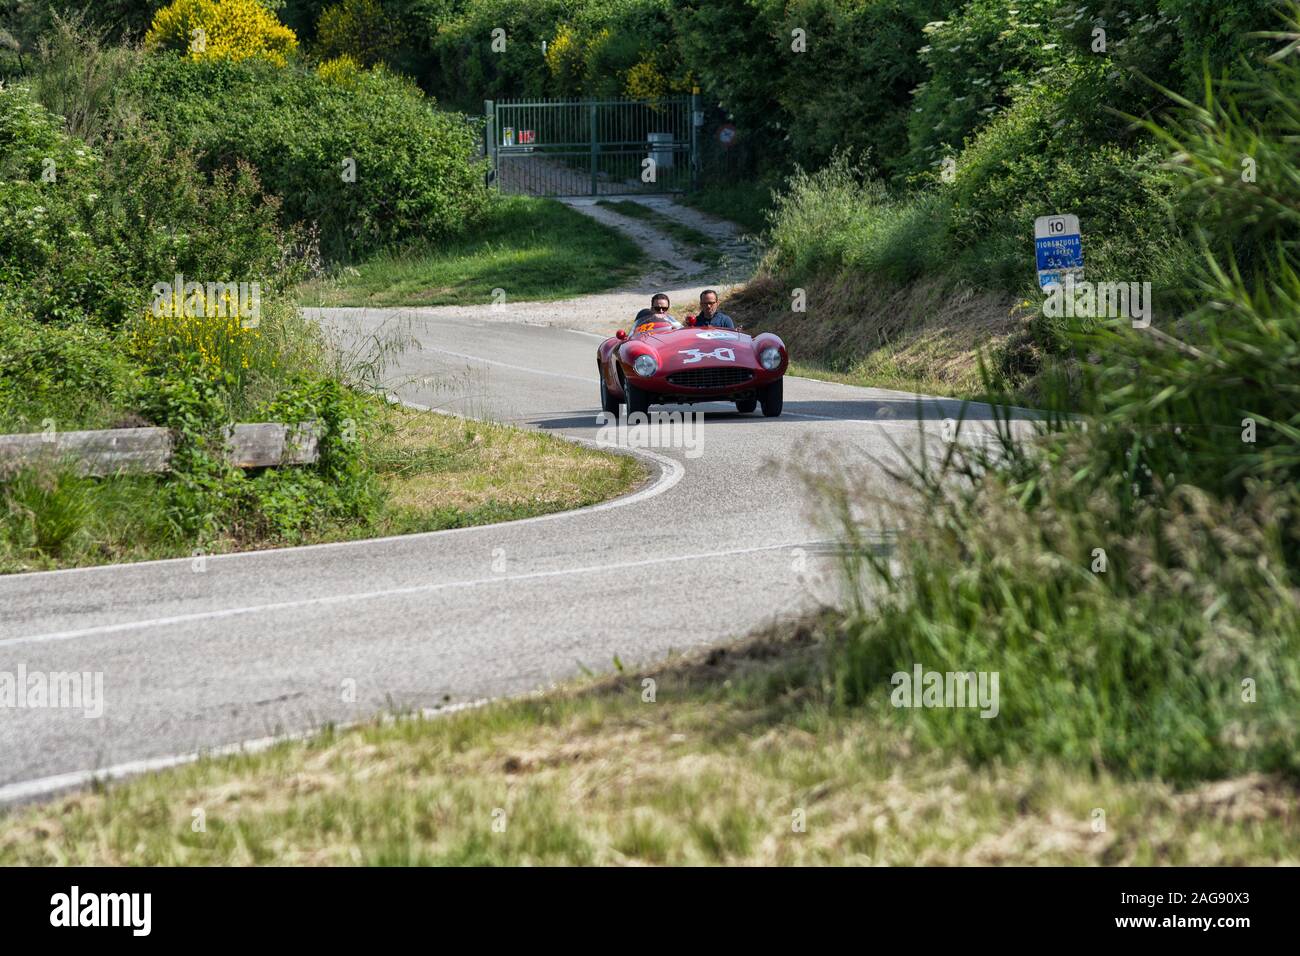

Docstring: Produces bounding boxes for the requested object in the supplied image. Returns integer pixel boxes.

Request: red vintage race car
[597,313,788,418]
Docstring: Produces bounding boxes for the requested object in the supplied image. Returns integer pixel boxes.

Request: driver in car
[632,294,677,333]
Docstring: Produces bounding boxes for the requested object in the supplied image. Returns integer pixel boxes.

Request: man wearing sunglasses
[629,294,677,334]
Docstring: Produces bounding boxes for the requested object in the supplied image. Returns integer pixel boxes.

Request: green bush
[899,0,1270,176]
[1078,28,1300,510]
[315,0,403,67]
[946,73,1186,290]
[0,27,403,561]
[417,0,574,111]
[0,81,298,328]
[674,0,938,175]
[127,53,490,258]
[765,153,950,284]
[0,315,139,431]
[903,0,1064,176]
[259,376,377,513]
[763,68,1195,298]
[29,14,142,144]
[831,456,1300,783]
[771,0,942,176]
[1159,0,1283,86]
[0,467,94,557]
[128,361,382,543]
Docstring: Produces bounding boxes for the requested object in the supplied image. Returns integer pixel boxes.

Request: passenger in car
[695,289,735,328]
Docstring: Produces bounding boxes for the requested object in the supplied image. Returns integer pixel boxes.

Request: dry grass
[726,272,1027,398]
[2,621,1295,866]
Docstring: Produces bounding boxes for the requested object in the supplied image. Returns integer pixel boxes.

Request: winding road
[0,200,1031,804]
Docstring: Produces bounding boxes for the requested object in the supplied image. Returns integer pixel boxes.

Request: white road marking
[2,540,823,649]
[420,344,590,382]
[0,699,492,807]
[783,411,841,421]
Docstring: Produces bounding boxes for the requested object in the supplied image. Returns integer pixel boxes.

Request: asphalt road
[0,303,1030,804]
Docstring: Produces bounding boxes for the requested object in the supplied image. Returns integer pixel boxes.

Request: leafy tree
[315,0,403,67]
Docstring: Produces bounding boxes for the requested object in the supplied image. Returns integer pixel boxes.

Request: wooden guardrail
[0,422,322,478]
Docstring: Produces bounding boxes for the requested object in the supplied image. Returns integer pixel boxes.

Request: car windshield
[633,316,683,334]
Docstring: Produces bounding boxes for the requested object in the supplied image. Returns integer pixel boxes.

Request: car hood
[625,327,759,371]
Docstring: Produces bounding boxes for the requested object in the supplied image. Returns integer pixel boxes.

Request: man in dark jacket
[695,289,735,328]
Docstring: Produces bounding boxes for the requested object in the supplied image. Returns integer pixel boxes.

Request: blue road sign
[1034,214,1084,288]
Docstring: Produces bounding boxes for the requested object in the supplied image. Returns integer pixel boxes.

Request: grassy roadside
[1,618,1295,865]
[678,182,775,237]
[594,199,724,267]
[299,196,645,308]
[725,272,1026,401]
[0,400,643,574]
[346,402,644,538]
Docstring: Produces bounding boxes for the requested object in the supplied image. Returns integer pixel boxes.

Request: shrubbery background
[127,54,488,259]
[8,0,1265,301]
[0,6,486,557]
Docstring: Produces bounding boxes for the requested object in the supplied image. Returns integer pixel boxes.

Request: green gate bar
[486,96,695,197]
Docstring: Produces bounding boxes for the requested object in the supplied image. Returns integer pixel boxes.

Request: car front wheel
[624,377,651,418]
[735,398,757,414]
[759,378,783,417]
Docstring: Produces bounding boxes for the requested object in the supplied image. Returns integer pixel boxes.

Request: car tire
[735,398,757,414]
[624,377,651,418]
[600,373,620,417]
[759,378,783,417]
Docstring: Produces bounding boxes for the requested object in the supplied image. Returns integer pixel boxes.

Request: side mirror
[616,329,627,341]
[685,314,697,327]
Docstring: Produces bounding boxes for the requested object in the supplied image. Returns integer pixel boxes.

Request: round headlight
[633,354,658,377]
[760,347,782,370]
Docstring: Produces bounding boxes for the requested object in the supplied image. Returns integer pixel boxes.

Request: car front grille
[666,367,755,389]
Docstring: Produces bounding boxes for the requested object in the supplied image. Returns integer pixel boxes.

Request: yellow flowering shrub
[624,57,666,100]
[128,291,270,380]
[625,54,694,103]
[544,25,583,87]
[316,54,362,86]
[144,0,299,67]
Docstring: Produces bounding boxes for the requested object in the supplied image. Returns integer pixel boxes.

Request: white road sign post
[1034,214,1084,290]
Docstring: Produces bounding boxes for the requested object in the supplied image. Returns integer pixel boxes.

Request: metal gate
[485,96,699,197]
